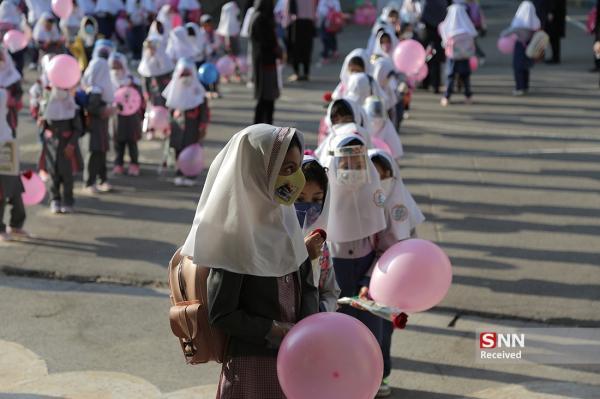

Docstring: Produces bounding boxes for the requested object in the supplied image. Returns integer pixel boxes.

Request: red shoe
[128,164,140,176]
[113,165,125,175]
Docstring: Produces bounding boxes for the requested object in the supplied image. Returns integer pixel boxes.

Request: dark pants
[50,170,74,206]
[0,194,25,233]
[127,24,146,60]
[333,252,383,351]
[549,34,561,62]
[320,25,337,58]
[393,98,404,131]
[86,151,107,187]
[513,41,532,91]
[96,14,116,39]
[293,61,310,77]
[10,48,26,74]
[423,24,444,93]
[254,99,275,124]
[445,59,472,99]
[381,320,394,378]
[114,140,139,166]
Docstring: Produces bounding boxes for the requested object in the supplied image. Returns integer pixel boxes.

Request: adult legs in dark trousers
[547,34,561,63]
[86,151,107,187]
[422,23,444,93]
[254,99,274,124]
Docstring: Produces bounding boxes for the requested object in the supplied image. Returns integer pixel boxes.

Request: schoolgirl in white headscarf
[331,48,370,100]
[185,22,209,66]
[0,46,21,140]
[371,28,398,60]
[59,3,85,43]
[367,5,399,55]
[25,0,52,26]
[178,0,201,23]
[439,3,477,45]
[363,96,403,161]
[165,26,196,62]
[32,12,63,47]
[216,1,241,56]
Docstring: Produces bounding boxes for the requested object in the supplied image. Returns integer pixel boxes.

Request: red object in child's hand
[392,312,409,329]
[323,92,332,103]
[304,149,315,156]
[22,170,33,180]
[311,228,327,240]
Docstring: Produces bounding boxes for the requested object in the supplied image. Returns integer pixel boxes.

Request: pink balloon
[114,86,142,116]
[20,171,46,206]
[177,143,204,176]
[469,56,478,72]
[372,137,392,155]
[393,39,426,75]
[51,0,73,19]
[115,17,129,40]
[235,56,248,74]
[47,54,81,89]
[171,12,182,28]
[497,34,517,55]
[277,313,383,399]
[414,62,428,82]
[147,105,170,131]
[318,116,328,145]
[3,30,29,53]
[216,56,236,77]
[370,239,453,313]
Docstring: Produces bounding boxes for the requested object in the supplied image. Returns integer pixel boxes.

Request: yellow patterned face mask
[274,168,306,206]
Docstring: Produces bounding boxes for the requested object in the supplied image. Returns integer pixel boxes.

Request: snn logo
[480,332,525,349]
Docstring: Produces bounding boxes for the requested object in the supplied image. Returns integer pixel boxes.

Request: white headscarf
[95,0,124,15]
[0,0,23,26]
[439,4,477,42]
[181,124,309,277]
[240,6,254,38]
[368,148,424,246]
[138,38,174,77]
[0,47,22,88]
[33,12,62,43]
[324,133,387,243]
[60,4,84,31]
[25,0,52,25]
[345,72,386,107]
[372,58,397,108]
[43,87,78,121]
[510,1,541,31]
[161,59,205,111]
[367,19,395,56]
[400,0,422,25]
[78,16,98,47]
[178,0,200,11]
[332,48,371,100]
[126,0,149,26]
[109,51,136,89]
[364,96,403,160]
[77,0,96,15]
[372,28,398,59]
[299,155,331,235]
[166,26,196,62]
[0,89,11,142]
[82,58,115,103]
[185,22,208,61]
[216,1,240,37]
[148,18,167,42]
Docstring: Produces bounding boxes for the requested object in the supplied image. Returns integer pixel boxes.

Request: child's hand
[305,231,324,260]
[351,287,370,310]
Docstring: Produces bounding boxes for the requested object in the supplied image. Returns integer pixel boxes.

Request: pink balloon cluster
[369,239,453,313]
[277,313,383,399]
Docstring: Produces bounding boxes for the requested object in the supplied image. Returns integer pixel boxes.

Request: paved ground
[1,0,599,397]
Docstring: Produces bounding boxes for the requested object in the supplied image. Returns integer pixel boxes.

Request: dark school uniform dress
[85,92,111,186]
[208,259,319,399]
[169,101,209,177]
[142,72,171,107]
[112,83,144,166]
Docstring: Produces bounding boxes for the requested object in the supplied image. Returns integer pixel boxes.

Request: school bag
[168,248,228,364]
[446,33,476,60]
[526,31,549,60]
[325,8,345,33]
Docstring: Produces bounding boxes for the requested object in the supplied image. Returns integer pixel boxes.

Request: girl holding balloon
[81,53,117,193]
[162,58,209,187]
[439,3,477,106]
[0,88,27,241]
[109,52,144,176]
[180,124,319,399]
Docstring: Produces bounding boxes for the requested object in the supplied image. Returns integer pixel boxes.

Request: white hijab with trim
[181,124,309,277]
[368,148,424,245]
[216,1,240,37]
[43,87,78,121]
[324,133,387,243]
[161,59,205,111]
[299,155,331,235]
[138,38,174,77]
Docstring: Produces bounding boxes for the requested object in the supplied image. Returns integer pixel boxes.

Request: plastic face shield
[333,145,369,186]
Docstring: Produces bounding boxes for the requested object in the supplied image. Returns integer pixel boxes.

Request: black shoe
[545,59,560,65]
[298,75,309,81]
[589,67,600,73]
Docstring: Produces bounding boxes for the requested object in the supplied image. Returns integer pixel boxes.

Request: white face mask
[336,169,368,186]
[380,177,394,198]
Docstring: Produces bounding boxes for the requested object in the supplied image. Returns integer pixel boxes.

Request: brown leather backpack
[168,248,228,364]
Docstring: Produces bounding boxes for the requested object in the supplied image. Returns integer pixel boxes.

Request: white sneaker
[0,232,11,242]
[97,182,113,192]
[174,177,184,186]
[376,379,392,397]
[182,178,196,187]
[513,89,525,96]
[84,185,99,195]
[60,206,74,214]
[50,200,62,213]
[440,97,449,107]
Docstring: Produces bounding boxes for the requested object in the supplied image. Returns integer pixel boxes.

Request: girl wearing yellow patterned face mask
[180,124,319,399]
